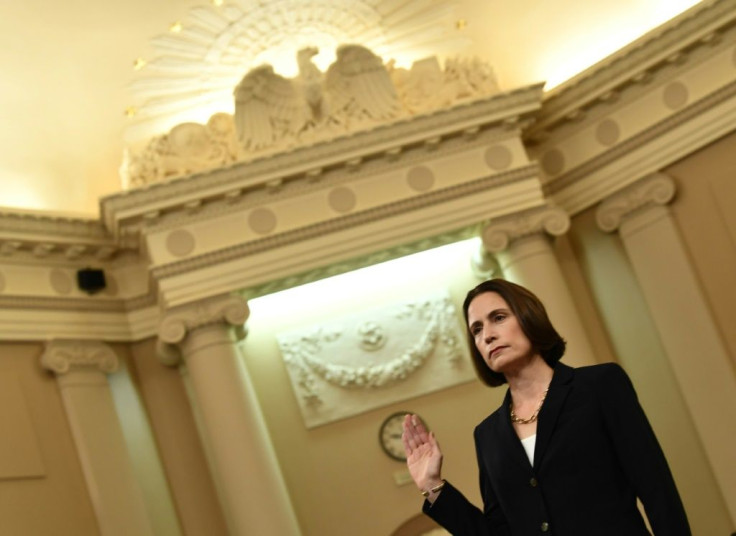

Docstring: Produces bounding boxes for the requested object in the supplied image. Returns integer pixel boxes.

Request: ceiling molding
[527,0,735,137]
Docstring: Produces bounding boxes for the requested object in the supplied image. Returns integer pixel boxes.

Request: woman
[402,279,690,535]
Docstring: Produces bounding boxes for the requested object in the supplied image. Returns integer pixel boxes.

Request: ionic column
[597,172,736,522]
[40,340,154,536]
[158,294,300,536]
[481,205,597,367]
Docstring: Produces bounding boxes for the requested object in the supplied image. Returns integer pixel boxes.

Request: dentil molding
[596,173,676,233]
[40,340,119,375]
[481,205,570,253]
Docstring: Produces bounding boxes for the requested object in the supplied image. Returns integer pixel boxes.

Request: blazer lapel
[497,388,532,470]
[533,362,573,469]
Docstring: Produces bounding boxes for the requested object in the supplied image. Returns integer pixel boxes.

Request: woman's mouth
[490,346,507,358]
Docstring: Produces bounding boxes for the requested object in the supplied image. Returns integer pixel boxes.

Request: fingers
[402,413,431,454]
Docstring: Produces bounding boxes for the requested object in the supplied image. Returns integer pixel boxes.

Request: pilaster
[40,340,154,536]
[597,173,736,524]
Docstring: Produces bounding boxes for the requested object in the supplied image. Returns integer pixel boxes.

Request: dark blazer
[424,362,690,535]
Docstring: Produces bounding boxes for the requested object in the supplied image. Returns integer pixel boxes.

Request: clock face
[379,411,412,462]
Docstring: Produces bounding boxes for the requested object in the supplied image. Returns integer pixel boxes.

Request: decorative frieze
[596,173,676,232]
[40,340,119,375]
[481,205,570,253]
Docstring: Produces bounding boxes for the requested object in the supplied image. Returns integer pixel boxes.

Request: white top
[520,433,537,465]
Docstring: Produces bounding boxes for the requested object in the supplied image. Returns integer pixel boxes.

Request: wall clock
[379,411,420,462]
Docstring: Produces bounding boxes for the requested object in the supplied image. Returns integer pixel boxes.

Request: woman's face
[467,291,535,374]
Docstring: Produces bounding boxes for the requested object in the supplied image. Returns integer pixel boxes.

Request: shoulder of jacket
[475,405,504,436]
[572,362,630,390]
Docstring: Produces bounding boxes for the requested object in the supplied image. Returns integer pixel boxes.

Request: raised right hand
[402,414,443,493]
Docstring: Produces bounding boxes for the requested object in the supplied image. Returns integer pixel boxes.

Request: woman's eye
[493,314,506,322]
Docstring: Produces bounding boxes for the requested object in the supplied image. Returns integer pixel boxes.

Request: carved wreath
[277,295,461,405]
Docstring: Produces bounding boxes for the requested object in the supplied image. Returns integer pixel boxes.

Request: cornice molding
[102,84,544,231]
[0,210,125,265]
[151,164,541,281]
[526,0,735,137]
[481,206,570,253]
[596,173,676,233]
[135,125,522,235]
[40,340,118,375]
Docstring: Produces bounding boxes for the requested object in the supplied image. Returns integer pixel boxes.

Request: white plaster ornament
[276,290,474,428]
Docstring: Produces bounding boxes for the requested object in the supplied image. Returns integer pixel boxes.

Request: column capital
[596,172,676,233]
[40,340,118,375]
[157,294,249,364]
[481,205,570,253]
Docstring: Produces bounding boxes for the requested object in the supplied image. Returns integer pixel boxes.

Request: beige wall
[0,342,99,535]
[665,129,736,371]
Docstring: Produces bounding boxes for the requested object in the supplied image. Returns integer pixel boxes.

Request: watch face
[379,411,411,461]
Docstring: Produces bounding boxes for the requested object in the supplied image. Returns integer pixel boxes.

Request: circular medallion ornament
[49,269,73,295]
[406,166,435,192]
[541,149,566,176]
[328,186,357,213]
[484,145,512,170]
[662,81,689,110]
[166,229,196,257]
[248,207,278,235]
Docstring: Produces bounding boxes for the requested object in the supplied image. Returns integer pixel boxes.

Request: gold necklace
[510,387,549,425]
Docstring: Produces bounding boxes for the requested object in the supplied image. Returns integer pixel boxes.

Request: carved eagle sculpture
[233,64,310,151]
[324,44,402,126]
[233,45,402,152]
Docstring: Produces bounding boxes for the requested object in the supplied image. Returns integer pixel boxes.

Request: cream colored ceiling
[0,0,701,218]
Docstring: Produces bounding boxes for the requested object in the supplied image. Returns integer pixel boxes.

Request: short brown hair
[462,278,566,387]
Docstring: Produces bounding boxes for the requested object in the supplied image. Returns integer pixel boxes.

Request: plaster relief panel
[276,290,473,428]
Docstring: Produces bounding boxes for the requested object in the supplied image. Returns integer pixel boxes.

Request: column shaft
[159,295,301,536]
[42,342,154,536]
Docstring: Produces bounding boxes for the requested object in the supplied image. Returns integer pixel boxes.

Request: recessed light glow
[249,238,480,322]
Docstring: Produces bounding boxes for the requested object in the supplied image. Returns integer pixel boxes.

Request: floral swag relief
[121,45,499,187]
[276,290,472,427]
